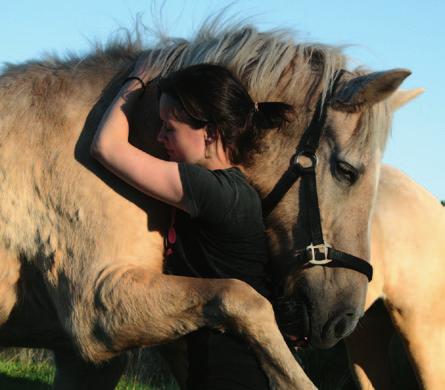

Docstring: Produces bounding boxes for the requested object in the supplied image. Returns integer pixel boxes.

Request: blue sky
[1,0,444,199]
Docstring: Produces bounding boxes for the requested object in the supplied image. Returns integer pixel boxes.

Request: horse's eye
[335,160,359,185]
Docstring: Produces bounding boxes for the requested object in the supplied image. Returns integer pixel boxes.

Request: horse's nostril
[323,311,357,341]
[333,316,349,339]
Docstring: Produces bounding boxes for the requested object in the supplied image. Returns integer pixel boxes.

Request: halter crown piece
[262,70,373,283]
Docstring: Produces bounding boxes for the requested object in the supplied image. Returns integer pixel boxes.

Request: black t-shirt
[164,162,271,390]
[165,162,270,298]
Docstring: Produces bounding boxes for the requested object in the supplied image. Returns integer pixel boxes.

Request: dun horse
[0,22,409,388]
[346,164,445,390]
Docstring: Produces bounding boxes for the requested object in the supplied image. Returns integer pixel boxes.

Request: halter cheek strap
[262,70,373,282]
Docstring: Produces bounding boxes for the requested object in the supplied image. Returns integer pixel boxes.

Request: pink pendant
[168,227,176,244]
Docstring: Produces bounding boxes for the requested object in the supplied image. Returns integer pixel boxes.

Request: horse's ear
[332,69,411,111]
[389,87,425,111]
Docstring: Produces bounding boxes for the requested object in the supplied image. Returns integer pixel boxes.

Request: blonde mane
[1,19,391,153]
[140,24,345,105]
[138,22,391,153]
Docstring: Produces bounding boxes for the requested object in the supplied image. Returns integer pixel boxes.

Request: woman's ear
[204,124,218,144]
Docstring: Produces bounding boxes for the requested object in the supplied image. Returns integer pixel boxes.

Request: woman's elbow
[90,141,101,159]
[89,139,108,162]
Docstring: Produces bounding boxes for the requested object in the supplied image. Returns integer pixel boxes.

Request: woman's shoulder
[178,163,262,222]
[177,163,244,221]
[180,163,249,193]
[212,167,261,202]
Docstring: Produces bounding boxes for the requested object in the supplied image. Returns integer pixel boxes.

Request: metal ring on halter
[294,150,318,172]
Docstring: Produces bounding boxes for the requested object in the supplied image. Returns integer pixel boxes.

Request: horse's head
[245,67,409,348]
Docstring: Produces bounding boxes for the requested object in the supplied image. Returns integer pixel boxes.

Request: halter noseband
[262,70,373,282]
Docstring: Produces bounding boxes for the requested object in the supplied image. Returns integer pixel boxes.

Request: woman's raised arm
[90,60,185,209]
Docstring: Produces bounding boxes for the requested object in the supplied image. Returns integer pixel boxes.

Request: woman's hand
[90,53,155,159]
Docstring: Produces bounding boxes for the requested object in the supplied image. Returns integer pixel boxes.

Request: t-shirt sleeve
[178,162,235,221]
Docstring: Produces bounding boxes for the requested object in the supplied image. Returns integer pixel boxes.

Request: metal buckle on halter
[294,150,318,172]
[306,242,332,265]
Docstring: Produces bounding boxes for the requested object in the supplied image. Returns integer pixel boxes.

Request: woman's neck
[198,139,233,170]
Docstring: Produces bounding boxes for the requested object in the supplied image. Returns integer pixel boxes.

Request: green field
[0,359,175,389]
[0,360,53,390]
[0,348,178,390]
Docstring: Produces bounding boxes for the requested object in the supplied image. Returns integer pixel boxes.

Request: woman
[90,59,293,389]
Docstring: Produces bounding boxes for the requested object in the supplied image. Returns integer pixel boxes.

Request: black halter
[262,71,373,282]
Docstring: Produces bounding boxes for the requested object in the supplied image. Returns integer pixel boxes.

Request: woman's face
[158,93,207,163]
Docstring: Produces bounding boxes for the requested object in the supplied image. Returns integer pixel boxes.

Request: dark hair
[158,63,293,163]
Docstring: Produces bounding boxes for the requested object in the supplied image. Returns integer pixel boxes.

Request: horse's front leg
[87,270,315,390]
[385,296,445,390]
[212,278,316,389]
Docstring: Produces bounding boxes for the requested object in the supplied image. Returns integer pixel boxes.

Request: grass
[0,359,178,390]
[0,348,178,390]
[0,360,53,390]
[0,360,170,389]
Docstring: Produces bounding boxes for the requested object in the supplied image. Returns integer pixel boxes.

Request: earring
[204,135,213,159]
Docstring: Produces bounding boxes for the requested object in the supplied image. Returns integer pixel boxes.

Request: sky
[1,0,444,199]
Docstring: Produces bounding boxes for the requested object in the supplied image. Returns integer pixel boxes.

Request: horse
[0,21,409,388]
[346,164,445,390]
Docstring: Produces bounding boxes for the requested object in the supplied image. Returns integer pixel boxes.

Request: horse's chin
[274,294,311,345]
[308,334,338,349]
